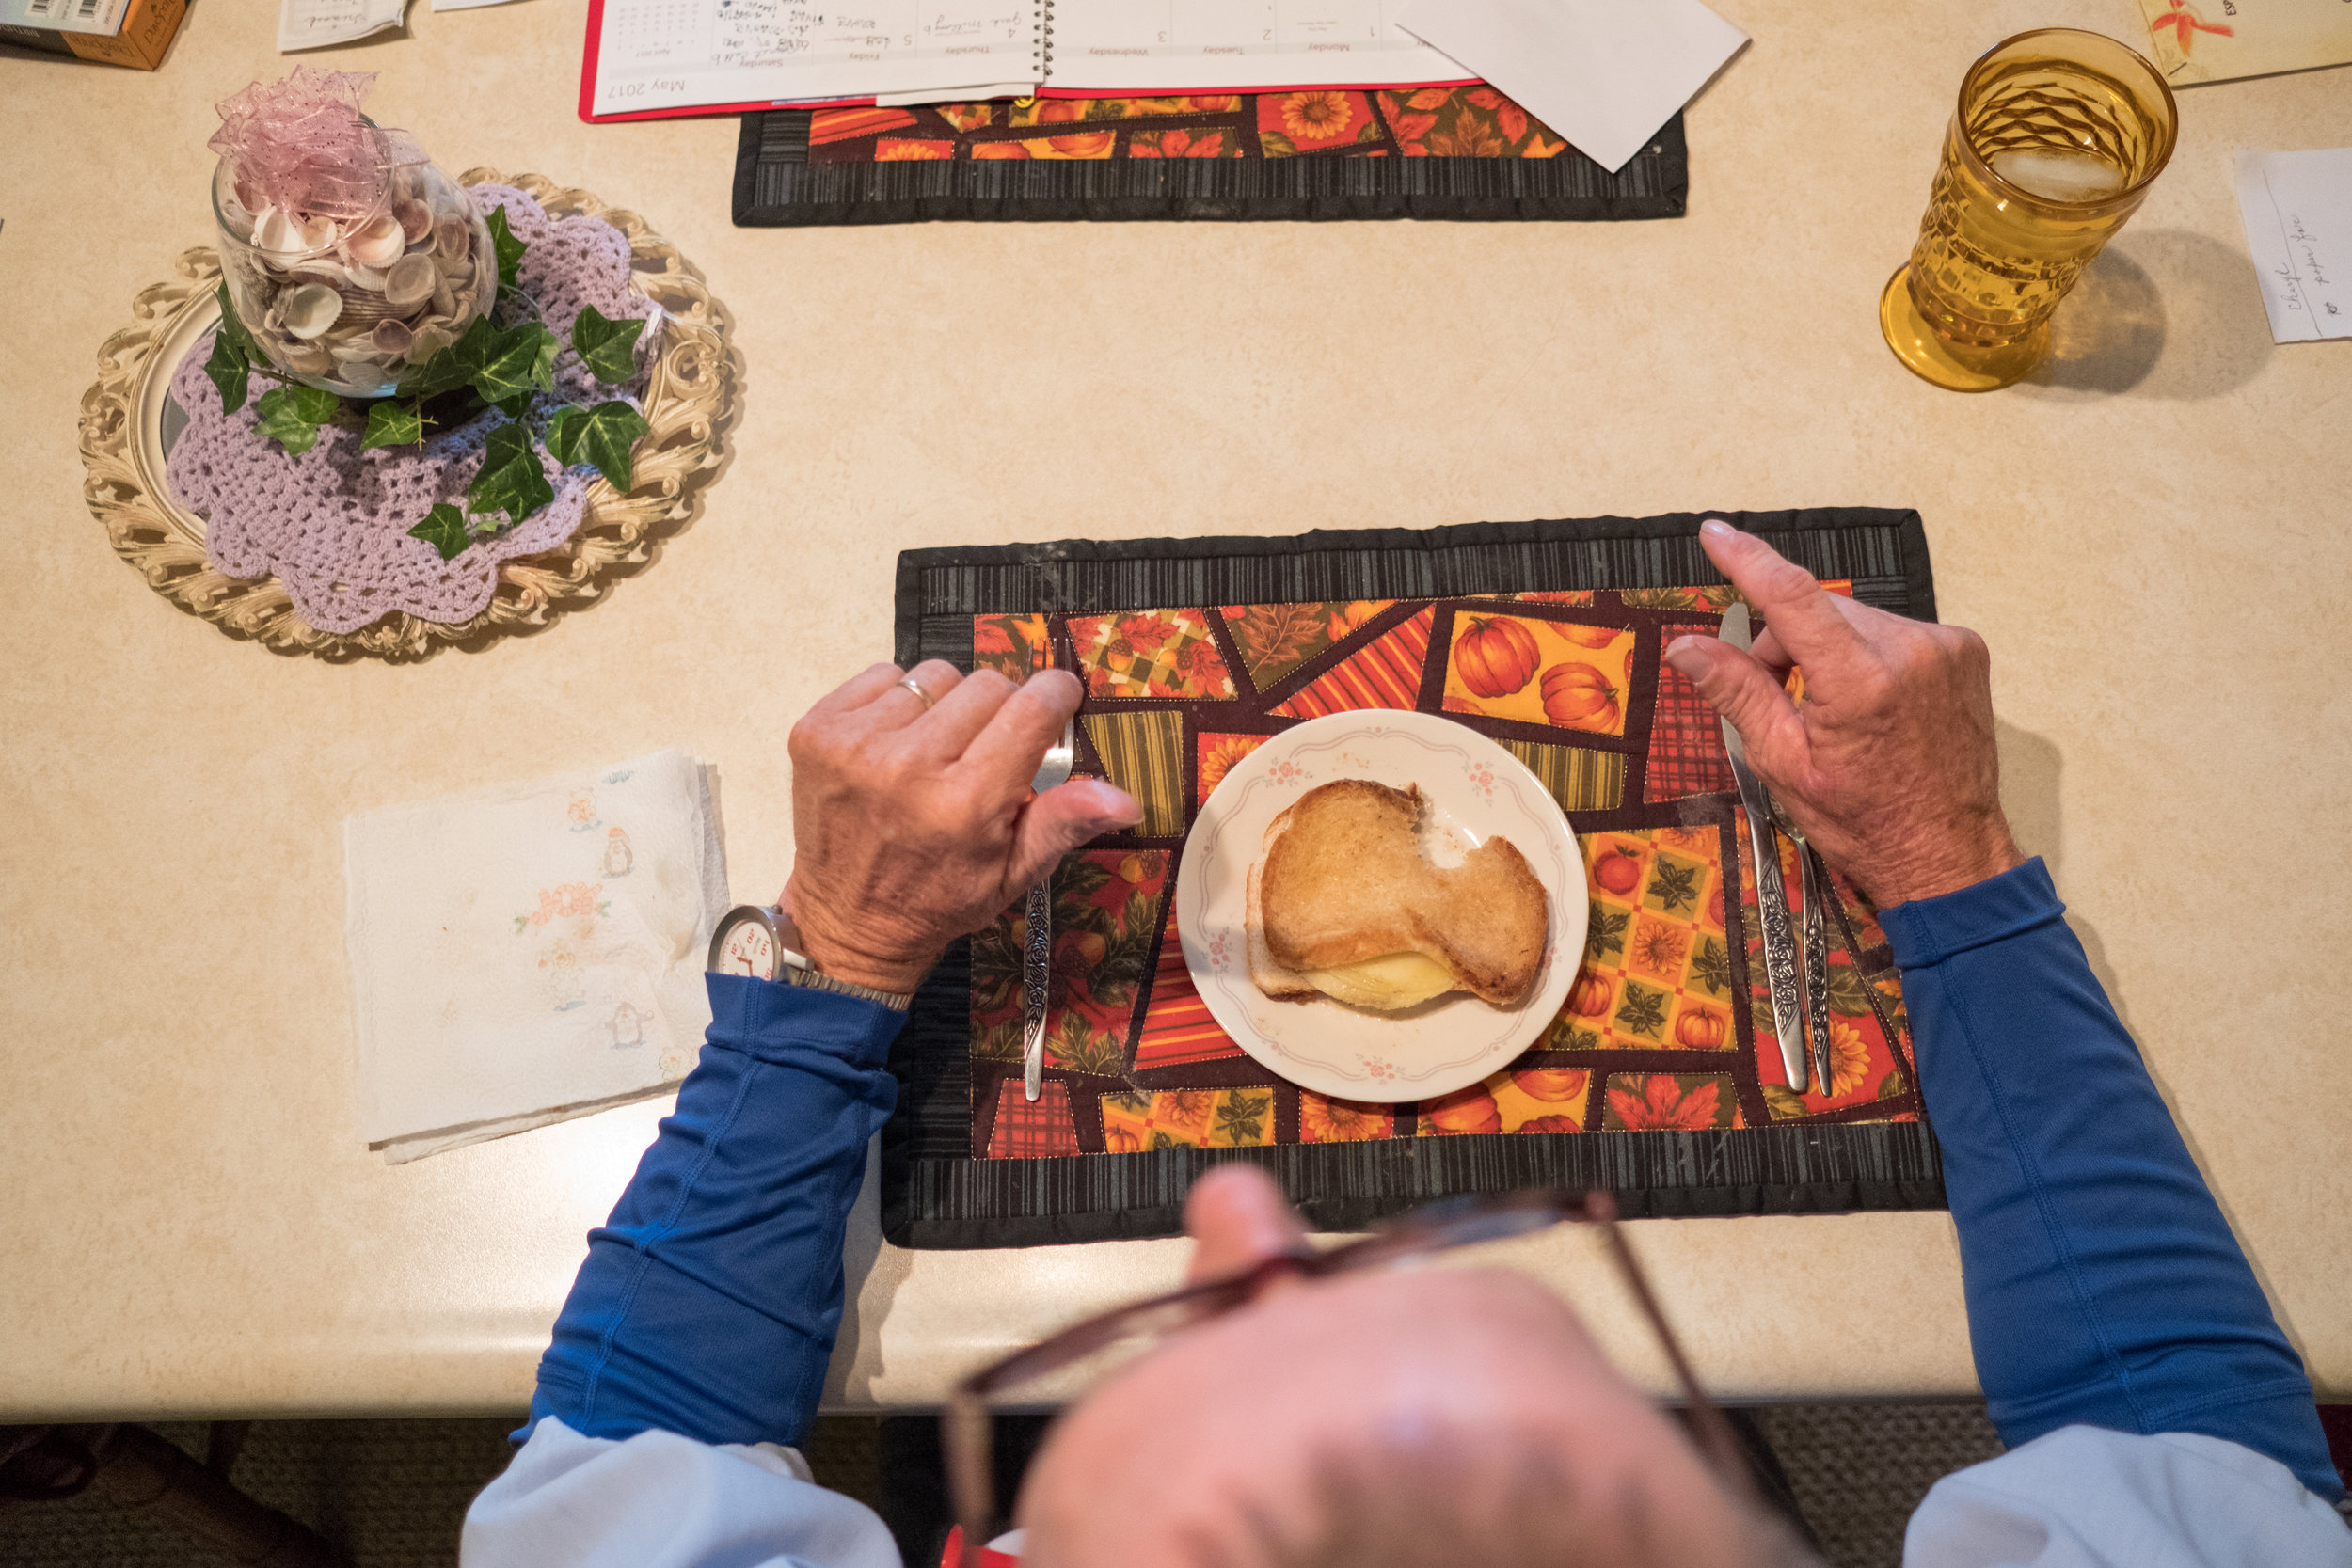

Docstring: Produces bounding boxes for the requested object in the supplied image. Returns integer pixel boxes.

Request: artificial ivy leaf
[407,503,472,561]
[466,420,554,529]
[204,328,250,415]
[570,304,646,384]
[470,322,559,405]
[485,391,533,421]
[360,399,424,450]
[397,315,499,401]
[485,204,527,292]
[252,384,341,455]
[214,282,260,360]
[545,399,650,492]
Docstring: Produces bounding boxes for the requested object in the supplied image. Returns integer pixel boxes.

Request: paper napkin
[1397,0,1748,175]
[345,749,728,1164]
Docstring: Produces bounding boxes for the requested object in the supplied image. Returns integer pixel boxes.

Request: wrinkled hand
[781,661,1141,993]
[1663,519,2023,908]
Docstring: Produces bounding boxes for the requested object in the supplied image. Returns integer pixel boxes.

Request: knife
[1717,603,1810,1094]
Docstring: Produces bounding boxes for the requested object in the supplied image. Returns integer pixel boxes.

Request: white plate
[1175,711,1586,1103]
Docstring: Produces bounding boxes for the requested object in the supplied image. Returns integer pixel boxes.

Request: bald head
[1014,1169,1812,1568]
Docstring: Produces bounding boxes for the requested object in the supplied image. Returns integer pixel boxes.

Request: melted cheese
[1300,951,1457,1011]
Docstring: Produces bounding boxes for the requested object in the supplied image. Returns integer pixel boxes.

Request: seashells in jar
[211,154,494,400]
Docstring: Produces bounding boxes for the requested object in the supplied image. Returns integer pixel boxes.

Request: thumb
[1184,1164,1310,1286]
[1006,779,1141,890]
[1664,635,1808,778]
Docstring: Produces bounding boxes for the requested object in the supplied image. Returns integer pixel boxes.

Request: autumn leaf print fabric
[961,584,1919,1163]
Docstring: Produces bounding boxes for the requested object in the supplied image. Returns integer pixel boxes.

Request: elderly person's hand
[779,661,1140,994]
[1663,519,2022,907]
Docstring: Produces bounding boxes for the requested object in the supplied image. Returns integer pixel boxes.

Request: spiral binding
[1033,0,1054,85]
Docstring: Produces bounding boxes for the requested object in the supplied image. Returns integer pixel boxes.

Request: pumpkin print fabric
[961,585,1918,1162]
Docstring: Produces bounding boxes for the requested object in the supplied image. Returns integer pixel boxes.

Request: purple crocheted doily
[166,184,660,634]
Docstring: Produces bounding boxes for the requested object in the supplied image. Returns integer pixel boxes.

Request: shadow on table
[2017,228,2272,402]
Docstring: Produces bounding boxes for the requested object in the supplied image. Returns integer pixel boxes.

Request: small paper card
[2134,0,2352,87]
[1396,0,1745,175]
[278,0,405,52]
[2233,148,2352,343]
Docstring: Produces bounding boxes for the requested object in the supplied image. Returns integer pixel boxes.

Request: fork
[1023,718,1077,1102]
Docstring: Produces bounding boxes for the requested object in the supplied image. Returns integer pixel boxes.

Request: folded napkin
[345,749,728,1164]
[1398,0,1747,175]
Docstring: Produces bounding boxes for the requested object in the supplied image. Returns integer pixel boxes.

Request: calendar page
[590,0,1041,117]
[1044,0,1470,92]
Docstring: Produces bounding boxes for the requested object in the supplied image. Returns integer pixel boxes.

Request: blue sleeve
[523,974,902,1449]
[1886,859,2339,1500]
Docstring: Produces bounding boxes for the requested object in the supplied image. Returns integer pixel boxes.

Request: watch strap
[710,904,914,1011]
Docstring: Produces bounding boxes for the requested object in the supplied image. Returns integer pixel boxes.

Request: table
[2,0,2345,1423]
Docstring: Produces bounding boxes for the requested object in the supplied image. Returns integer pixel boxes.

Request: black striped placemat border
[733,112,1687,226]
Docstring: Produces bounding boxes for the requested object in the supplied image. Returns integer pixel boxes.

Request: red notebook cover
[578,0,1470,125]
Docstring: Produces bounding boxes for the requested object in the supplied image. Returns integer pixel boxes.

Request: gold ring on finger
[897,675,937,710]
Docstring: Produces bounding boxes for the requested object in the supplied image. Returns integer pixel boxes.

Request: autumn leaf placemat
[883,511,1945,1249]
[733,87,1684,225]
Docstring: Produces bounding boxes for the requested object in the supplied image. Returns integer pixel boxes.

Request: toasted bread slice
[1248,780,1548,1008]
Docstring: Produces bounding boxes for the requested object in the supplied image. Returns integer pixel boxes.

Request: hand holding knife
[1716,602,1816,1096]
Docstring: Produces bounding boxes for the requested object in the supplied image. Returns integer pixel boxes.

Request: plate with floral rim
[1174,710,1585,1104]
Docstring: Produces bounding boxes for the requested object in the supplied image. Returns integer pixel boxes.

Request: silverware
[1023,718,1077,1102]
[1716,603,1809,1094]
[1774,800,1836,1098]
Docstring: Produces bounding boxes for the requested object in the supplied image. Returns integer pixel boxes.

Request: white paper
[434,0,526,10]
[345,750,729,1158]
[874,81,1037,104]
[278,0,407,51]
[1045,0,1470,93]
[591,0,1042,118]
[1396,0,1745,174]
[2234,148,2352,344]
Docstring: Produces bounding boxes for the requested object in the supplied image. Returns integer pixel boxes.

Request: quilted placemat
[733,87,1685,225]
[883,511,1945,1249]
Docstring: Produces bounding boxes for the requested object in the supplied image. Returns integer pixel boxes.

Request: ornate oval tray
[77,170,732,662]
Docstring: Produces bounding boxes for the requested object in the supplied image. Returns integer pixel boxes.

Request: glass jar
[210,147,495,401]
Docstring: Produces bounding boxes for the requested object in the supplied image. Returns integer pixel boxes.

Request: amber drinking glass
[1881,28,2177,392]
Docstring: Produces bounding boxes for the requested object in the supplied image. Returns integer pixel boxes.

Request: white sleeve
[1904,1424,2351,1568]
[462,1418,903,1568]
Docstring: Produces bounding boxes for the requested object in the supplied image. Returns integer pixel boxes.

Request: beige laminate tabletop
[4,0,2347,1422]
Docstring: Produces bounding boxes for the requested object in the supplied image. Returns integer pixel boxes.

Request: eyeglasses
[941,1187,1748,1566]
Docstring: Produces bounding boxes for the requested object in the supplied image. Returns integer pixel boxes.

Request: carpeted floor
[0,1404,2002,1568]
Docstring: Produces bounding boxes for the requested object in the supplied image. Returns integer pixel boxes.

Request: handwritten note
[2234,148,2352,343]
[278,0,405,51]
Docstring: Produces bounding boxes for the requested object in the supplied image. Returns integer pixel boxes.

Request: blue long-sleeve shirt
[476,861,2345,1567]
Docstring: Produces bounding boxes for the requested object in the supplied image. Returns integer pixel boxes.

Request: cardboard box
[0,0,187,70]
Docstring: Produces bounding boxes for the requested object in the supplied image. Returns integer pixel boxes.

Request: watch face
[716,914,777,979]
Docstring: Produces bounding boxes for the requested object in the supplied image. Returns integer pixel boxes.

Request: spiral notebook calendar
[581,0,1472,122]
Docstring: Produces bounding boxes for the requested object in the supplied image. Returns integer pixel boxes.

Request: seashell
[342,212,408,271]
[280,282,343,340]
[345,263,389,293]
[288,261,349,289]
[330,337,390,363]
[407,324,456,361]
[431,277,456,319]
[394,199,433,245]
[372,319,416,356]
[383,254,437,309]
[254,205,337,260]
[330,289,401,327]
[434,218,469,261]
[283,343,337,374]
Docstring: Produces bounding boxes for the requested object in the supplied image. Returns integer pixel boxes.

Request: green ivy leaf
[485,204,527,293]
[407,502,471,561]
[471,322,560,405]
[252,384,341,455]
[204,327,250,415]
[545,399,650,492]
[360,399,424,450]
[214,283,260,359]
[466,420,554,529]
[397,316,499,401]
[485,391,533,421]
[569,305,646,385]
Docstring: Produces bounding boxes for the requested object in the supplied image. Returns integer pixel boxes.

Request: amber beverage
[1881,29,2177,391]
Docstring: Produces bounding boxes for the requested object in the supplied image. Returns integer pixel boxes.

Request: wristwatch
[707,904,915,1012]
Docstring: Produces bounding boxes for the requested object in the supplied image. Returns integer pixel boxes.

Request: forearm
[1887,859,2337,1499]
[525,974,902,1449]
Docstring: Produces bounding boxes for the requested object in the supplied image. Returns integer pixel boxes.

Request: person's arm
[1889,859,2338,1499]
[524,974,902,1447]
[1665,519,2338,1506]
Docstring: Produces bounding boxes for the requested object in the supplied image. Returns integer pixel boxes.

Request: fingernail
[1078,781,1143,826]
[1700,518,1735,542]
[1662,638,1708,676]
